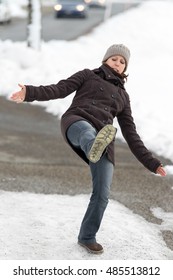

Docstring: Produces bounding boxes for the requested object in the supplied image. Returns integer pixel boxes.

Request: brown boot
[78,242,104,254]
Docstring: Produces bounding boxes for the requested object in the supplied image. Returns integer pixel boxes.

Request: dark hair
[122,72,129,81]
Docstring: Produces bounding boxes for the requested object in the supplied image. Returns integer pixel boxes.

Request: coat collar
[93,64,125,89]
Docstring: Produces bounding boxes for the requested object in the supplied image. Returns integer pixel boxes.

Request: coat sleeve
[117,95,161,173]
[24,69,91,102]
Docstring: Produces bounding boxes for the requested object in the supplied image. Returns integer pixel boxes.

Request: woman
[10,44,166,254]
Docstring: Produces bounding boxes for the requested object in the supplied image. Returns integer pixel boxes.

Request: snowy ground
[0,0,173,260]
[0,190,173,260]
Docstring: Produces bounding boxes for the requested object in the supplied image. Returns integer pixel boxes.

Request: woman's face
[105,55,126,74]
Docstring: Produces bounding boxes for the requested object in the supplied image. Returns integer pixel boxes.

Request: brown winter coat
[24,64,161,173]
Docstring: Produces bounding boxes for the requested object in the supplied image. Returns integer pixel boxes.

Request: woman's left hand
[156,165,166,176]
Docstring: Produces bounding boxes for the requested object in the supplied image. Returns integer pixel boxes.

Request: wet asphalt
[0,96,173,253]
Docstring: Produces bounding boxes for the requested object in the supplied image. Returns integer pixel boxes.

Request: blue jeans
[67,120,114,244]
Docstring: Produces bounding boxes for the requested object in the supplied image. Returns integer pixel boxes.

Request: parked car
[54,0,88,18]
[0,0,11,23]
[84,0,106,8]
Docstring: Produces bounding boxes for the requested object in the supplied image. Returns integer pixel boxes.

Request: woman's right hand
[156,165,167,176]
[10,84,26,103]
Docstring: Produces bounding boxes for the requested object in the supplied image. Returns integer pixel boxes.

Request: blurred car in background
[0,0,11,23]
[84,0,106,8]
[54,0,88,18]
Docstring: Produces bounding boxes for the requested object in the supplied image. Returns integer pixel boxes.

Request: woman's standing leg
[78,154,114,245]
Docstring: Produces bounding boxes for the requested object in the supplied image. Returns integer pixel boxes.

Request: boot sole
[88,124,117,163]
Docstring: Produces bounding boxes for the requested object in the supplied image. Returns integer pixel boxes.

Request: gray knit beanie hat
[102,44,130,68]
